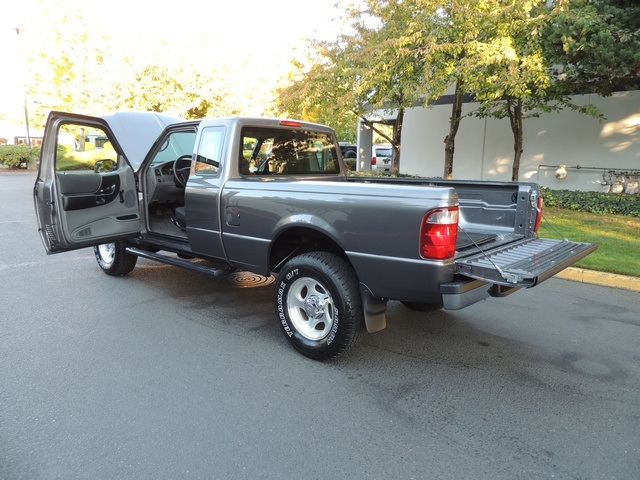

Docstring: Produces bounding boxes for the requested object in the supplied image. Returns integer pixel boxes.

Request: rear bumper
[439,277,521,310]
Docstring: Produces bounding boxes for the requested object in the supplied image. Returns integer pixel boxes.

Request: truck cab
[34,112,343,263]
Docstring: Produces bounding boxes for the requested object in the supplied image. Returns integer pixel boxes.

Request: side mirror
[94,159,116,173]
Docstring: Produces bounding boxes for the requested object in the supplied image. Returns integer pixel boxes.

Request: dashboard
[145,160,183,206]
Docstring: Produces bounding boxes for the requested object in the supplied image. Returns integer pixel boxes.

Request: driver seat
[173,206,187,230]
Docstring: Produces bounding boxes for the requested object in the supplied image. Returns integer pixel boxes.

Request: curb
[556,267,640,292]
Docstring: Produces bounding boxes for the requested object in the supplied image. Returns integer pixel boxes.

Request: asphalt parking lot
[1,171,639,479]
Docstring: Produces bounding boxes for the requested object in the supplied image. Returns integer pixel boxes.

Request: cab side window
[195,127,225,175]
[56,124,118,173]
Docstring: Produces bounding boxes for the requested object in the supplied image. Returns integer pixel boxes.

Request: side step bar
[126,247,236,277]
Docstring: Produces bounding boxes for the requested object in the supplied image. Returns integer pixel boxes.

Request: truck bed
[348,176,597,288]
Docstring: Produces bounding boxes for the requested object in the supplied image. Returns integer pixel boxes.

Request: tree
[278,0,438,174]
[469,0,640,181]
[413,1,487,179]
[542,0,640,96]
[21,0,282,127]
[414,0,577,181]
[278,0,639,181]
[24,8,128,127]
[466,0,640,181]
[117,63,243,119]
[342,0,426,174]
[279,1,540,178]
[363,0,542,179]
[458,1,555,181]
[276,53,361,143]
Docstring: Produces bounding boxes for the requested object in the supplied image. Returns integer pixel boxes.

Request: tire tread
[94,241,137,276]
[277,251,364,361]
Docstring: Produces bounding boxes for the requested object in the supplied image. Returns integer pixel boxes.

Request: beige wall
[397,91,640,192]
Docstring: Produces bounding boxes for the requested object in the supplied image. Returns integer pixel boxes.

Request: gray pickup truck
[34,111,597,360]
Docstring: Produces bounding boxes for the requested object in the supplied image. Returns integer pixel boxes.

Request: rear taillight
[371,156,377,166]
[534,196,544,232]
[420,207,459,259]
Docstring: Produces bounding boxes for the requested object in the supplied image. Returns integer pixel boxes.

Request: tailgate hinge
[493,265,523,285]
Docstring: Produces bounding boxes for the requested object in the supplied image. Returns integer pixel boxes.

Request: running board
[126,247,236,277]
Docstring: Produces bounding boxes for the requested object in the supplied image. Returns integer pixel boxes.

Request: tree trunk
[444,79,464,179]
[508,99,524,181]
[392,108,404,176]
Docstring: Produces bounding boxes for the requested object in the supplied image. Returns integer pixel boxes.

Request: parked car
[338,142,357,159]
[372,144,392,172]
[338,143,357,171]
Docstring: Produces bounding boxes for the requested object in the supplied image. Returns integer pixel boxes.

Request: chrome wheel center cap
[304,295,325,319]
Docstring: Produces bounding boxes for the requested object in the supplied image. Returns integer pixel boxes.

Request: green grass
[57,149,117,171]
[538,206,640,278]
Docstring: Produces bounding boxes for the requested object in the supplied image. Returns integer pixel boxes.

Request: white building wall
[397,90,640,192]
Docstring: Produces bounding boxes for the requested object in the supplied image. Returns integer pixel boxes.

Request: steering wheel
[173,154,192,188]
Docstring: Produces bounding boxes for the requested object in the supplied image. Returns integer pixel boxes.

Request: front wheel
[94,241,137,276]
[275,252,364,361]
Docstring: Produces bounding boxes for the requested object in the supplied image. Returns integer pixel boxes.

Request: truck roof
[98,112,333,169]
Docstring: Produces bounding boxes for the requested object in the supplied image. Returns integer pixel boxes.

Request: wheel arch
[269,225,349,274]
[269,226,389,335]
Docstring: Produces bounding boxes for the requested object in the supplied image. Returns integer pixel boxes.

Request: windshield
[375,148,392,158]
[150,130,197,167]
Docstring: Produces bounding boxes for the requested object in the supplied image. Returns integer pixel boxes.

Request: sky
[0,0,346,122]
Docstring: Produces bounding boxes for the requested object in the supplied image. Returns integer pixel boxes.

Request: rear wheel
[94,241,137,276]
[275,252,364,361]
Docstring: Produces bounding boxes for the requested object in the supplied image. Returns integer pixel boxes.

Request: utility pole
[15,28,31,146]
[23,97,32,148]
[15,27,34,169]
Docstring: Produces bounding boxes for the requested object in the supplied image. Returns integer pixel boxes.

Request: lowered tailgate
[455,237,598,288]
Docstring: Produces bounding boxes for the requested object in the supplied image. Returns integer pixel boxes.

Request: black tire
[401,301,442,313]
[94,241,138,276]
[275,252,364,361]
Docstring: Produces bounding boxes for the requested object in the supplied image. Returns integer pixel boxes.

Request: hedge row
[542,188,640,217]
[0,145,41,168]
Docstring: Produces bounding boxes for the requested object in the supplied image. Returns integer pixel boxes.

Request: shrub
[347,170,391,177]
[343,158,356,171]
[0,145,39,169]
[542,188,640,217]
